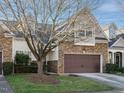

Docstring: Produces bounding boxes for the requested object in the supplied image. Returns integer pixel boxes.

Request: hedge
[3,62,13,75]
[3,61,48,74]
[14,64,37,73]
[105,63,119,73]
[105,63,124,73]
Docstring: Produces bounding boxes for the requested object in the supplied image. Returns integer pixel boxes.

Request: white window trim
[74,28,95,46]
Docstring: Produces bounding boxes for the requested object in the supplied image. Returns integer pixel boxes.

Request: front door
[115,52,122,67]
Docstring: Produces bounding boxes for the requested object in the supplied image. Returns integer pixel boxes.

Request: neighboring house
[102,22,118,40]
[109,34,124,67]
[117,28,124,35]
[0,22,36,74]
[0,9,108,74]
[103,23,124,68]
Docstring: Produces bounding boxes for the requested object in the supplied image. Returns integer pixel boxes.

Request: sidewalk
[0,75,13,93]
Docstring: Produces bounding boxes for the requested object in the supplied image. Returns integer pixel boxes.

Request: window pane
[86,31,92,37]
[16,51,31,57]
[78,30,85,37]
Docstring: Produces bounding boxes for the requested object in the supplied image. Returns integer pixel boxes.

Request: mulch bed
[24,74,60,85]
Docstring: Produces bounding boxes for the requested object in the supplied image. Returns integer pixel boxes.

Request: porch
[109,50,124,67]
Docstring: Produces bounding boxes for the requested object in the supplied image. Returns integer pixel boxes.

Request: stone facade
[58,42,108,74]
[0,35,12,62]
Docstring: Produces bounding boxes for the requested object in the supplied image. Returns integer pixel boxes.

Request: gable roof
[109,39,117,47]
[109,34,124,48]
[58,8,108,40]
[0,8,107,41]
[85,10,107,40]
[117,28,124,35]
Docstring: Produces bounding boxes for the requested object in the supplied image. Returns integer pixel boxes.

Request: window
[74,28,95,46]
[16,51,31,57]
[78,30,85,37]
[86,31,92,37]
[31,31,36,35]
[76,30,93,38]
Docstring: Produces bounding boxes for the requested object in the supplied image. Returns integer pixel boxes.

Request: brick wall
[58,42,108,73]
[0,35,12,62]
[47,61,58,73]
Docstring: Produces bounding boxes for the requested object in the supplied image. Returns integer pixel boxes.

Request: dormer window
[74,29,95,46]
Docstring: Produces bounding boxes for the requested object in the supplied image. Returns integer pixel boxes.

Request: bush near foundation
[14,64,37,73]
[15,53,30,66]
[3,62,13,75]
[105,63,119,73]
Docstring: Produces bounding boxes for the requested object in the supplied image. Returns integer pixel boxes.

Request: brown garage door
[64,54,100,73]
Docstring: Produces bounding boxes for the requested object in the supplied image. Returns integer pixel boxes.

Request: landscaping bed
[6,74,113,93]
[105,63,124,76]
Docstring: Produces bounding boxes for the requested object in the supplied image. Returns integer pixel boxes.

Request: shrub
[14,61,48,73]
[15,53,30,65]
[118,67,124,73]
[30,62,37,66]
[106,63,124,74]
[14,64,37,73]
[3,62,13,75]
[105,63,119,73]
[30,62,48,73]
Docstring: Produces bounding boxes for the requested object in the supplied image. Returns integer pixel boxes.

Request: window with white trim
[74,29,95,46]
[16,51,31,57]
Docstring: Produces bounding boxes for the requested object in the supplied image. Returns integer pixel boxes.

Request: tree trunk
[37,60,44,75]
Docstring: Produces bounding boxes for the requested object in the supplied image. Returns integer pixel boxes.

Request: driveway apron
[72,73,124,90]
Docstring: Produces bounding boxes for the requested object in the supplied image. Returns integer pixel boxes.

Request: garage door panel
[64,54,100,73]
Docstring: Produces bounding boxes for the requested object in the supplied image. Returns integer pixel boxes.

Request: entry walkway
[0,75,13,93]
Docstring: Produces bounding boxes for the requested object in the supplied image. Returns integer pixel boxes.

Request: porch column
[122,53,124,67]
[112,52,115,64]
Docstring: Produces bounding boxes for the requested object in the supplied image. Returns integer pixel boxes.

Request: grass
[6,74,113,93]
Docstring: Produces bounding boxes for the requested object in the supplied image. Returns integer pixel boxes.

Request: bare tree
[117,0,124,21]
[115,0,124,34]
[0,0,101,75]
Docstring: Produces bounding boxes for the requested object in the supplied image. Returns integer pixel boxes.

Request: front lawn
[6,74,113,93]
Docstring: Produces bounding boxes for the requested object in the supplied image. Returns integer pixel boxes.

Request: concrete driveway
[72,73,124,90]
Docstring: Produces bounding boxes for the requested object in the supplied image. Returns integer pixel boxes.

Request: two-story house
[0,9,108,74]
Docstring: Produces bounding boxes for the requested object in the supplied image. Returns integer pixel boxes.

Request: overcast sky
[93,0,124,28]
